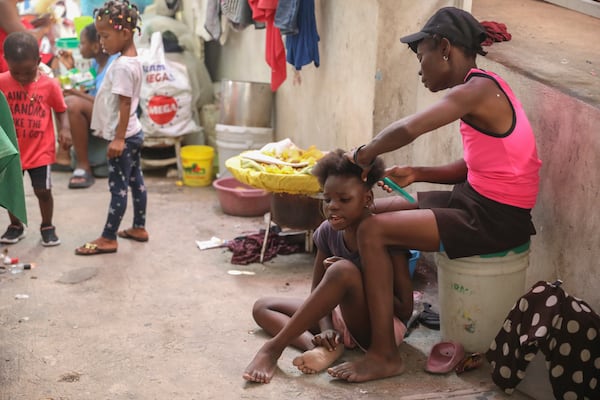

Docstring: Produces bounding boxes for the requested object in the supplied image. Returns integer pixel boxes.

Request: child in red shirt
[0,31,69,246]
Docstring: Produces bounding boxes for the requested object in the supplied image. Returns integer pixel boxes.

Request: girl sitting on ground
[243,149,413,384]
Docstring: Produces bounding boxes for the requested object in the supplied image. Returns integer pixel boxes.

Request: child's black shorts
[24,165,52,190]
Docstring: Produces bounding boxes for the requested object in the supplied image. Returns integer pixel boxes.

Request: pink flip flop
[425,341,465,374]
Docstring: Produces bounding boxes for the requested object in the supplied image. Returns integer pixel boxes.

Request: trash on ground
[455,352,484,374]
[58,371,82,382]
[227,270,256,276]
[196,237,228,250]
[10,263,34,274]
[2,252,19,265]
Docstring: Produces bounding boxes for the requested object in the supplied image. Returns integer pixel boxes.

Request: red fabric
[0,72,67,169]
[0,20,53,72]
[227,232,302,265]
[40,52,53,65]
[481,21,512,46]
[0,29,8,73]
[248,0,287,91]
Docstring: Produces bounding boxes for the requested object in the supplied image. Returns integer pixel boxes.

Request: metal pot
[219,80,273,127]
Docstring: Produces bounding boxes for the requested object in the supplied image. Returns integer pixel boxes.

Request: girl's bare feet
[292,344,344,374]
[327,351,405,382]
[243,344,281,384]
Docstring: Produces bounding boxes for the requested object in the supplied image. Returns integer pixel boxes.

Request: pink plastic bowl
[212,177,272,217]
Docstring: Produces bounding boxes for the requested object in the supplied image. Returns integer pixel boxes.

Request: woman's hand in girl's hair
[107,138,125,159]
[323,256,344,270]
[378,165,416,193]
[312,329,342,351]
[345,145,374,182]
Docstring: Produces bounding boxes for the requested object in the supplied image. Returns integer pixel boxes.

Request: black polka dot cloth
[486,280,600,399]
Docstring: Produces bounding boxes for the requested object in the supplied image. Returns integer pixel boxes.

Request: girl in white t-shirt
[76,0,149,255]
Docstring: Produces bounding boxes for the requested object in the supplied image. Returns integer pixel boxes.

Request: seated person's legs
[65,94,95,188]
[244,259,362,382]
[252,297,316,351]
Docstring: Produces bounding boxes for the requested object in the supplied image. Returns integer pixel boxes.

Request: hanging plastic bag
[138,31,201,137]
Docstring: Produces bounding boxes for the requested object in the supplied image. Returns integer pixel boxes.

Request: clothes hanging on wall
[486,280,600,399]
[274,0,300,35]
[284,0,319,71]
[248,0,287,91]
[177,0,213,41]
[205,0,222,40]
[221,0,255,30]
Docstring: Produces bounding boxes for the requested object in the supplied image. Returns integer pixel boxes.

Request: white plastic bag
[138,31,201,137]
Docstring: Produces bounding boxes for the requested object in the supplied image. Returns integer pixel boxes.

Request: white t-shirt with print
[91,55,142,140]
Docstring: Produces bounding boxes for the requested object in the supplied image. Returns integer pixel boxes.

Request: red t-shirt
[0,71,67,169]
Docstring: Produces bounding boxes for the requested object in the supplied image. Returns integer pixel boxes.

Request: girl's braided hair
[94,0,142,34]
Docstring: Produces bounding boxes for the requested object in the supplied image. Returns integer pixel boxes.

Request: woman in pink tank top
[328,7,541,384]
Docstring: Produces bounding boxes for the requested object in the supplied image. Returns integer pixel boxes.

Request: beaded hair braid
[94,0,142,34]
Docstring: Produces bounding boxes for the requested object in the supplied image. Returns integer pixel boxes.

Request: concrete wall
[211,0,600,309]
[486,63,600,307]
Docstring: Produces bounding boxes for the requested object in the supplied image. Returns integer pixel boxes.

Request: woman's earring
[443,55,448,61]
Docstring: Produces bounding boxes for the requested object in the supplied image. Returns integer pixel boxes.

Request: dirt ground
[0,170,533,400]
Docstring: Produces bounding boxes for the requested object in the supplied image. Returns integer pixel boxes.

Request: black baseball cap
[400,7,487,55]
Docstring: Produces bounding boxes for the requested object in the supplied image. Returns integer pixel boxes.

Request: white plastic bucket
[215,123,274,177]
[435,244,530,353]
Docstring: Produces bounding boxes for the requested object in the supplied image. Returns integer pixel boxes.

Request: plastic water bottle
[10,263,33,274]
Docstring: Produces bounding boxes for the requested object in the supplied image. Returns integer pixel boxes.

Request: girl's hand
[378,165,415,192]
[63,86,87,97]
[58,128,72,150]
[107,138,125,159]
[62,87,79,96]
[312,329,341,351]
[323,256,344,269]
[57,50,75,70]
